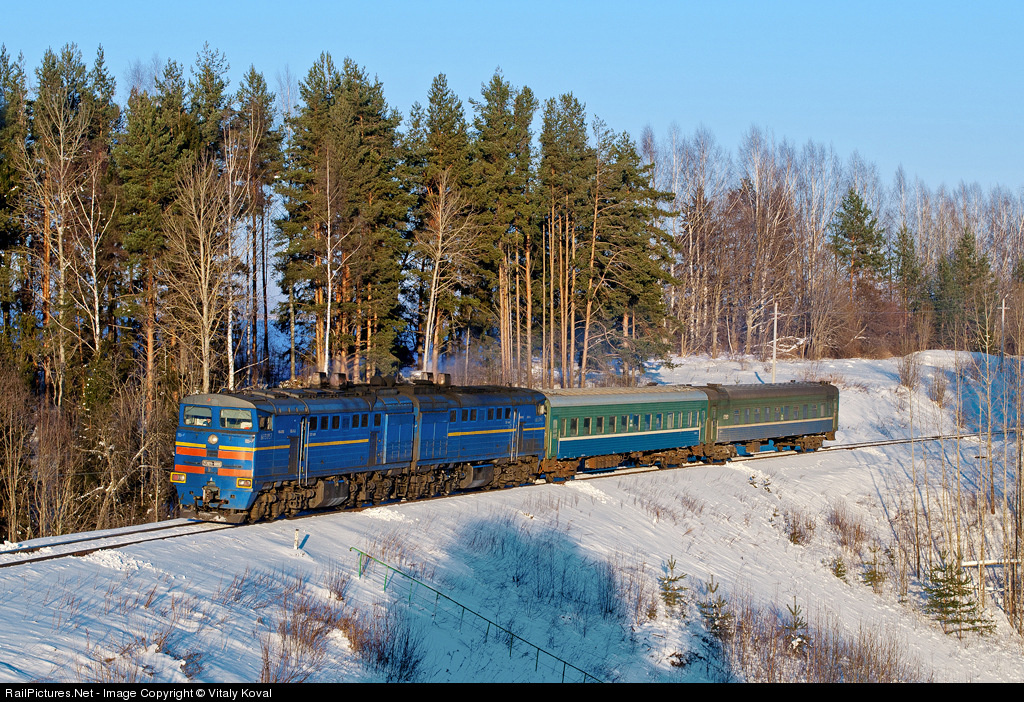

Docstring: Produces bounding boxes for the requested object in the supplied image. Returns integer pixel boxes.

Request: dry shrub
[784,509,816,545]
[259,581,344,683]
[613,551,658,626]
[826,500,867,553]
[927,371,947,407]
[72,639,149,683]
[719,594,930,682]
[896,353,921,390]
[357,605,424,683]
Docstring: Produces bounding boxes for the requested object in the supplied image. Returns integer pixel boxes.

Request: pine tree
[932,229,996,350]
[470,70,537,384]
[923,552,994,639]
[830,186,885,295]
[189,43,230,159]
[0,47,30,367]
[277,55,407,380]
[236,66,283,384]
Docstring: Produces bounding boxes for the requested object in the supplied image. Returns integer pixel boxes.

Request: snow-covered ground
[2,353,1022,682]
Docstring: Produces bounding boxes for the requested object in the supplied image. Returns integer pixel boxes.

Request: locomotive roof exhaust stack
[410,371,452,386]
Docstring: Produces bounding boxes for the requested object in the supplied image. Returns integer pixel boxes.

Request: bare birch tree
[416,168,478,373]
[164,157,238,393]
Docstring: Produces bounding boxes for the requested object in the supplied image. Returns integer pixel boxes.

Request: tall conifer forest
[1,43,1023,537]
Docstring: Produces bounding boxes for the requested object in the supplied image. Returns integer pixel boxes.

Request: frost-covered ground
[1,353,1022,682]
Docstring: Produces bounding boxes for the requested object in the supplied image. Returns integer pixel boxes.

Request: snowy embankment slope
[1,353,1021,682]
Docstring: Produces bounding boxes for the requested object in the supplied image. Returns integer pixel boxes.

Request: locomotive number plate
[202,459,223,468]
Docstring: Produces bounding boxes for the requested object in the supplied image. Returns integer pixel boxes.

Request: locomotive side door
[289,416,311,482]
[368,413,382,467]
[510,408,520,461]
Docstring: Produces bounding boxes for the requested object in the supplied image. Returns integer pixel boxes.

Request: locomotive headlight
[208,434,219,445]
[235,478,253,489]
[170,472,186,483]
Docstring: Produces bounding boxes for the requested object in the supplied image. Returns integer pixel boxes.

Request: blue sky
[6,0,1023,191]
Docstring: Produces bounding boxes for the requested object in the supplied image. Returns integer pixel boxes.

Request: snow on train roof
[542,385,708,408]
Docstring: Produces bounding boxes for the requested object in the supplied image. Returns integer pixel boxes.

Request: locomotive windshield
[220,408,255,431]
[183,405,212,427]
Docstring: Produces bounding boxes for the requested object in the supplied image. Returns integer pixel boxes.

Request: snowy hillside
[2,353,1022,682]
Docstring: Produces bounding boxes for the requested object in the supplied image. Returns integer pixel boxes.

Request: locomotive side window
[374,414,381,427]
[332,416,340,430]
[462,410,469,422]
[450,410,457,422]
[184,406,212,427]
[342,416,351,430]
[362,414,369,428]
[320,416,329,431]
[258,414,273,431]
[221,408,254,430]
[487,409,494,421]
[505,408,512,419]
[470,409,477,422]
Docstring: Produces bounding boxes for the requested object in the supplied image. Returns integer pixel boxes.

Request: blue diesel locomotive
[172,375,838,522]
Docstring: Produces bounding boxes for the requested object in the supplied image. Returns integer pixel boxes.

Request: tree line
[0,42,1021,539]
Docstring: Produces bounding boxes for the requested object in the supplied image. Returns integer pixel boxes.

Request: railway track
[3,429,1011,567]
[0,520,238,569]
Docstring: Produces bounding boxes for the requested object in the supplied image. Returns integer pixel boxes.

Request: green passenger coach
[540,386,711,474]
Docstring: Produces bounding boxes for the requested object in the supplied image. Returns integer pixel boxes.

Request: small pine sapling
[923,552,995,639]
[697,576,734,642]
[783,596,810,655]
[862,543,887,593]
[659,556,688,617]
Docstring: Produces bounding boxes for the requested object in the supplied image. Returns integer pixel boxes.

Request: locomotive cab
[173,394,266,522]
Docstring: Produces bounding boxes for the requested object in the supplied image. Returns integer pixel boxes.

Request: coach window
[569,417,578,436]
[582,417,591,436]
[595,416,604,434]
